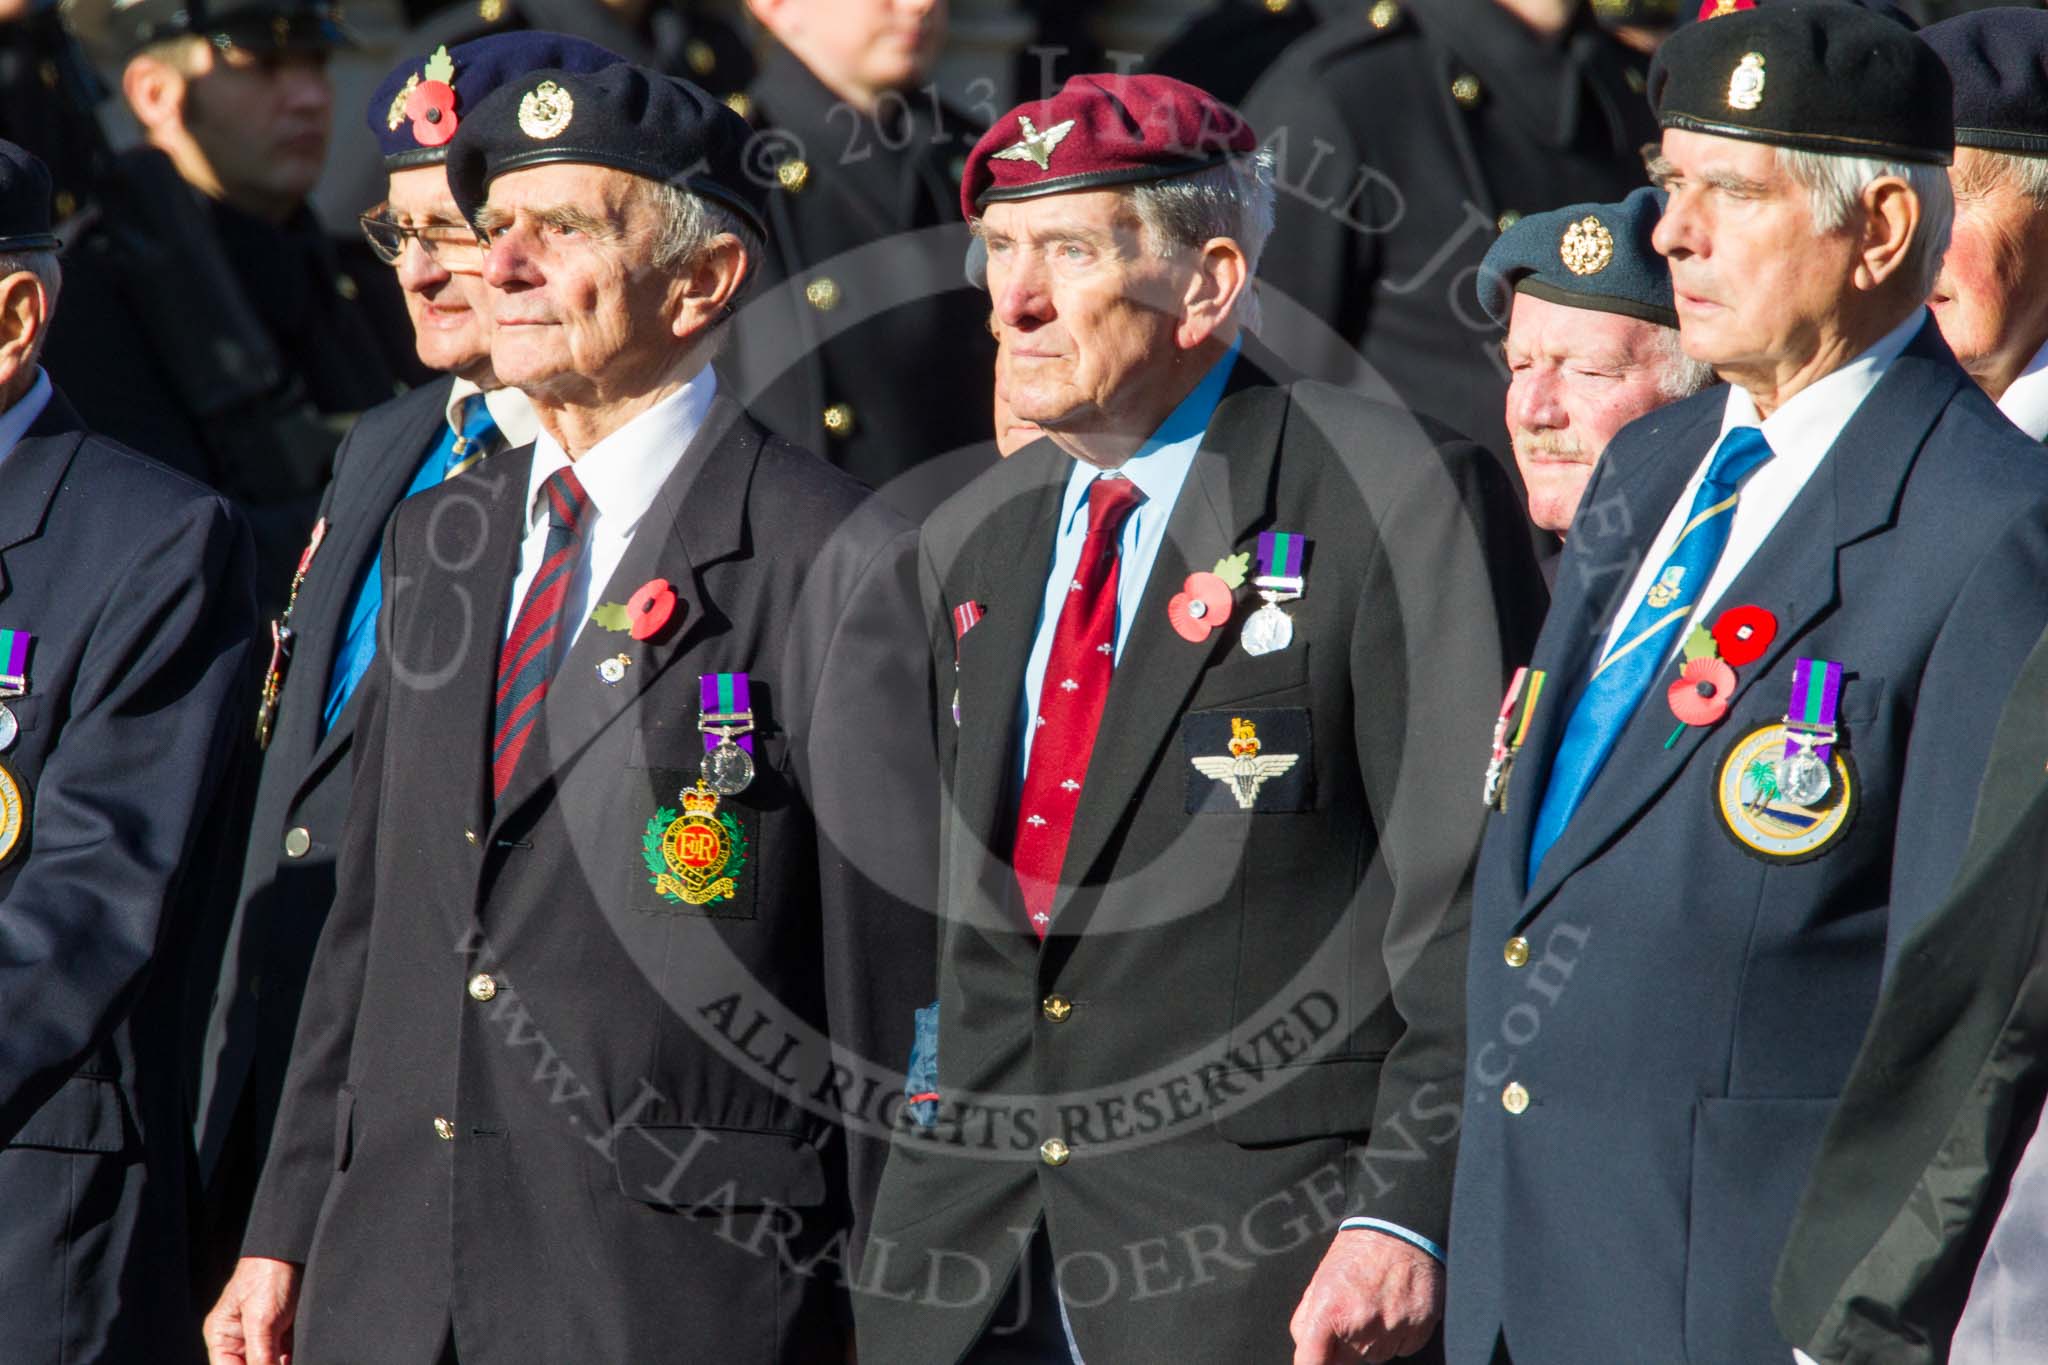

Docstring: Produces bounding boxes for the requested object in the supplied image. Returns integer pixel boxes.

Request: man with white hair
[1923,9,2048,441]
[205,62,935,1365]
[1479,186,1716,544]
[858,73,1542,1365]
[1449,6,2048,1361]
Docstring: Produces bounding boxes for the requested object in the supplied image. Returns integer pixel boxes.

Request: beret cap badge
[387,74,419,132]
[1558,216,1615,276]
[1727,51,1766,112]
[992,116,1076,172]
[518,80,574,140]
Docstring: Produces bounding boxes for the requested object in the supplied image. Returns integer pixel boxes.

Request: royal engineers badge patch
[1714,722,1856,863]
[643,782,748,906]
[518,80,574,139]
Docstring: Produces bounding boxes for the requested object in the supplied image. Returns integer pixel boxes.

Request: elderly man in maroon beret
[855,73,1543,1365]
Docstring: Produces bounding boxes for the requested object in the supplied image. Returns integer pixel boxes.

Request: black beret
[70,0,354,64]
[1478,187,1675,329]
[366,33,623,171]
[1649,2,1953,166]
[1922,9,2048,158]
[0,140,57,254]
[446,64,767,239]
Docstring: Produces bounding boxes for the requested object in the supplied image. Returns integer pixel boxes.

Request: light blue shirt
[0,368,53,471]
[1016,339,1239,782]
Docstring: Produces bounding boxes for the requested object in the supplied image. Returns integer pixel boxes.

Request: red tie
[1013,476,1146,935]
[492,467,591,800]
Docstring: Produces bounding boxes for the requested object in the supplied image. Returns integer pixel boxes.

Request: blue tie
[321,398,501,733]
[1526,426,1775,883]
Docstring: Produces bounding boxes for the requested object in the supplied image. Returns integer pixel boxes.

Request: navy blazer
[1446,322,2048,1363]
[0,390,254,1363]
[196,377,454,1196]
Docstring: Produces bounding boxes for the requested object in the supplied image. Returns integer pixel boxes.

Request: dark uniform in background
[45,0,407,619]
[1242,0,1658,461]
[0,142,256,1365]
[0,2,112,225]
[724,39,993,509]
[1146,0,1331,112]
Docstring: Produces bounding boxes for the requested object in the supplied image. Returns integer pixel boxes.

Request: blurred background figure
[0,0,113,225]
[50,0,409,618]
[1478,186,1713,553]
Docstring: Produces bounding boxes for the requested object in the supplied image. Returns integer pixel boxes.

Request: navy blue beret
[0,140,56,254]
[73,0,353,63]
[446,63,768,239]
[1922,10,2048,158]
[1650,2,1952,166]
[366,32,624,171]
[1478,187,1675,329]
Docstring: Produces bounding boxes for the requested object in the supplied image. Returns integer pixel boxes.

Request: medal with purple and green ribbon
[698,672,756,796]
[0,629,32,751]
[1776,658,1842,808]
[1242,531,1309,657]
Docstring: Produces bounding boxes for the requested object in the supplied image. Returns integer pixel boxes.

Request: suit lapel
[292,383,454,793]
[1053,378,1286,921]
[1519,326,1964,917]
[0,392,89,603]
[489,396,756,828]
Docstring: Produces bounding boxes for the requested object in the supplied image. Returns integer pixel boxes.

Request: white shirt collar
[524,367,719,533]
[0,369,54,468]
[1717,307,1927,457]
[444,375,541,450]
[1997,333,2048,443]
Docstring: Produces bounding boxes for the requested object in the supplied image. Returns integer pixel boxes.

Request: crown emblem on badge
[1191,717,1300,811]
[992,116,1077,171]
[1559,215,1615,276]
[1728,52,1767,112]
[519,80,574,140]
[680,785,719,815]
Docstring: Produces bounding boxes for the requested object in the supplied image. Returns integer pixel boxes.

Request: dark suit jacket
[196,378,455,1201]
[241,392,937,1363]
[1447,323,2048,1364]
[856,363,1544,1365]
[1773,623,2048,1364]
[0,391,254,1364]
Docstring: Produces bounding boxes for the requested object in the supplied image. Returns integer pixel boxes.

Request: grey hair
[641,179,761,361]
[1961,148,2048,211]
[1125,149,1277,332]
[1773,147,1953,302]
[1651,324,1716,401]
[0,250,61,369]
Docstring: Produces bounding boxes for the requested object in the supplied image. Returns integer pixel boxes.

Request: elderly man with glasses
[189,30,618,1297]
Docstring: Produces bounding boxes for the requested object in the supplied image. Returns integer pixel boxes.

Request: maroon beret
[961,73,1258,220]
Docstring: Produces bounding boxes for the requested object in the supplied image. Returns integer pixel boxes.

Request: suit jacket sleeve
[238,520,398,1262]
[791,521,940,1261]
[1343,434,1546,1243]
[0,489,255,1145]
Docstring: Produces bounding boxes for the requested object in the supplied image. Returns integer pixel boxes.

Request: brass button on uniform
[1496,210,1522,233]
[822,402,856,438]
[1040,1137,1070,1167]
[1502,1082,1530,1115]
[282,826,312,859]
[1503,936,1530,968]
[464,828,480,846]
[434,1116,456,1140]
[685,38,717,77]
[468,973,497,1002]
[478,0,504,21]
[724,92,753,121]
[1451,74,1484,109]
[1264,0,1292,13]
[335,274,360,302]
[1369,0,1400,28]
[777,159,811,193]
[54,190,76,219]
[805,277,841,311]
[1042,994,1072,1023]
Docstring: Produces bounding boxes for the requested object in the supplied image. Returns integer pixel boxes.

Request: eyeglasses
[359,213,485,270]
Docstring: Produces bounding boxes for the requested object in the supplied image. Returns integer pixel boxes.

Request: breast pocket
[622,725,788,922]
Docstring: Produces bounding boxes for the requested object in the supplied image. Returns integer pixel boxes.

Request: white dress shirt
[1995,333,2048,443]
[445,374,541,450]
[1598,309,1926,667]
[0,368,53,471]
[502,368,716,654]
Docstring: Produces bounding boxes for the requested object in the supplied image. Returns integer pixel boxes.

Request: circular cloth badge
[0,761,25,870]
[1714,723,1855,862]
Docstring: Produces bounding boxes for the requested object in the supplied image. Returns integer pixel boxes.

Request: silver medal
[597,654,630,686]
[0,703,19,752]
[702,735,755,795]
[1777,749,1832,808]
[1241,600,1294,657]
